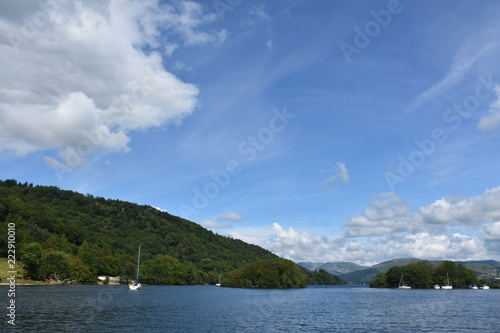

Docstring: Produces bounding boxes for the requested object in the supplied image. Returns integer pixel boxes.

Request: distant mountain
[298,262,325,271]
[297,261,368,276]
[300,258,500,284]
[372,258,422,269]
[457,260,500,280]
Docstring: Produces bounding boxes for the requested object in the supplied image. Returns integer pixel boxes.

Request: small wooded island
[223,259,345,289]
[370,260,481,289]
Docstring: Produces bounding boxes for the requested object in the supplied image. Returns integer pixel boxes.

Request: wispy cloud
[406,41,496,113]
[218,212,243,222]
[321,161,350,187]
[478,85,500,131]
[200,220,232,229]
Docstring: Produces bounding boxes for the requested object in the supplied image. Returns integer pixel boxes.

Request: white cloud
[419,186,500,225]
[479,221,500,240]
[257,187,500,264]
[478,85,500,131]
[266,223,343,262]
[344,193,413,237]
[0,0,226,169]
[345,187,500,238]
[263,223,487,265]
[217,212,243,222]
[200,220,232,229]
[322,161,350,186]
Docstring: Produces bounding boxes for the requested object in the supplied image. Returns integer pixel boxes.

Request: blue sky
[1,0,500,264]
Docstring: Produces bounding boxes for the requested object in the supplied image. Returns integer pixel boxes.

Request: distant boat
[479,285,490,290]
[433,284,440,289]
[441,273,452,290]
[216,276,221,287]
[397,273,411,289]
[469,284,478,290]
[129,245,142,291]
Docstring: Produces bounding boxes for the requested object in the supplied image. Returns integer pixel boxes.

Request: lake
[2,285,499,332]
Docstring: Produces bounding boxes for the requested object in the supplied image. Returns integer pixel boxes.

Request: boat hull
[129,283,141,290]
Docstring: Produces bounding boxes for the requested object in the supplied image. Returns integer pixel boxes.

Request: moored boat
[397,273,411,289]
[441,273,452,290]
[129,245,142,291]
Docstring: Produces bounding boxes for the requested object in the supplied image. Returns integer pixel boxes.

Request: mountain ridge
[298,258,500,283]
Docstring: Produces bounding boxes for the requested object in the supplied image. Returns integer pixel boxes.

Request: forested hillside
[0,180,278,284]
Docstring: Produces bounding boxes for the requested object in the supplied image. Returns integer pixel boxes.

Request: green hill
[0,179,346,286]
[0,180,279,284]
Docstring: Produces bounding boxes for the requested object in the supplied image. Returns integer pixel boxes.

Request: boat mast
[136,245,141,281]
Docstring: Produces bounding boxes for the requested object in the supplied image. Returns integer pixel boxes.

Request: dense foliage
[303,268,347,286]
[370,260,479,289]
[0,180,279,284]
[223,259,308,288]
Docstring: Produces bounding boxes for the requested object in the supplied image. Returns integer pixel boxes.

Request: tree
[20,242,43,279]
[224,259,308,289]
[370,272,388,288]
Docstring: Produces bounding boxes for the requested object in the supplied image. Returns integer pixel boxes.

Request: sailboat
[397,273,411,289]
[441,273,452,289]
[129,245,142,291]
[216,276,221,287]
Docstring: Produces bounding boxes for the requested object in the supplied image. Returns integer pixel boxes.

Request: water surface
[2,285,499,332]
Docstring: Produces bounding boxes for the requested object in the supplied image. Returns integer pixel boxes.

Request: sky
[1,0,500,265]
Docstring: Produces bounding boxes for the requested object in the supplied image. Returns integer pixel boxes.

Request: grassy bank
[0,257,47,285]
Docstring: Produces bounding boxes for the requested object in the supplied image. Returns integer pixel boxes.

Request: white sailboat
[397,273,411,289]
[441,273,452,290]
[129,245,142,290]
[216,276,221,287]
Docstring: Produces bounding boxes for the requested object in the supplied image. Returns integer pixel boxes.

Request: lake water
[2,285,499,332]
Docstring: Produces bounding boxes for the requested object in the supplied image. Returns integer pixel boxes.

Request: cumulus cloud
[418,186,500,225]
[344,193,413,237]
[478,85,500,131]
[217,212,243,222]
[322,161,350,186]
[345,187,500,238]
[260,187,500,263]
[0,0,224,169]
[266,223,343,262]
[264,223,487,265]
[200,220,232,229]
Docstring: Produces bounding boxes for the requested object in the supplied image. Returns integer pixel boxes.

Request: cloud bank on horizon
[1,0,500,265]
